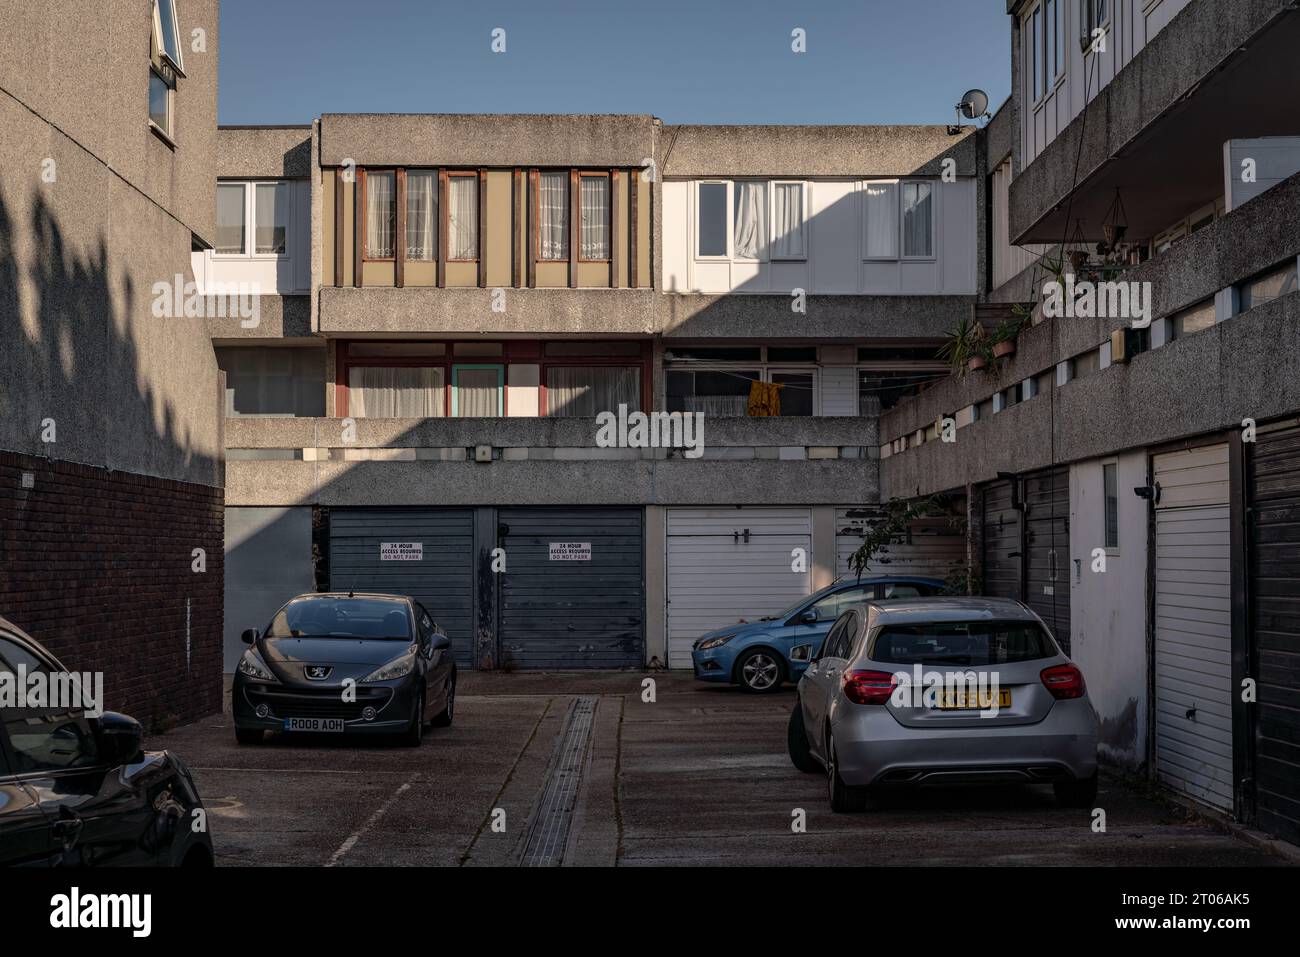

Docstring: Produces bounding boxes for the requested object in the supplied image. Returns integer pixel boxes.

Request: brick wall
[0,451,224,728]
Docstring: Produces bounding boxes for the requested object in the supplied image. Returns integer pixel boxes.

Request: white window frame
[1102,458,1120,554]
[213,180,293,261]
[694,180,732,261]
[860,179,900,261]
[664,350,821,416]
[768,180,810,262]
[731,179,768,263]
[152,0,187,76]
[693,180,810,263]
[900,180,937,261]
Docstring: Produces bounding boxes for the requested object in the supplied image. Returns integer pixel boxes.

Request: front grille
[244,685,393,721]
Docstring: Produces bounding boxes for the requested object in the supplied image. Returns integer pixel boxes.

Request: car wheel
[235,728,263,745]
[736,649,783,693]
[787,700,821,773]
[430,673,456,728]
[1054,771,1098,808]
[400,691,425,747]
[826,730,869,813]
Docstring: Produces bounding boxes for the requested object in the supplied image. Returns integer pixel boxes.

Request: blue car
[690,577,945,692]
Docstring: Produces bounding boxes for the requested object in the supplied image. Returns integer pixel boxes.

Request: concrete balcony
[224,415,879,508]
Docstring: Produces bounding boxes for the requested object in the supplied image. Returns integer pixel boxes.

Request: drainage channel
[520,695,597,867]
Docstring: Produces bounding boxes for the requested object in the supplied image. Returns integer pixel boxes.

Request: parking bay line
[325,772,421,867]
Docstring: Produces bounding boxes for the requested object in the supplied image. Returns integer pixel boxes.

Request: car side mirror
[241,628,259,645]
[97,711,144,766]
[431,634,452,652]
[800,609,818,624]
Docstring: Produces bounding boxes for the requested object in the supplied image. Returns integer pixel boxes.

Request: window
[452,365,503,417]
[733,181,768,260]
[579,175,611,260]
[365,171,396,259]
[149,68,173,136]
[546,367,641,416]
[254,182,287,255]
[863,181,898,258]
[771,182,806,259]
[406,171,437,261]
[215,183,246,255]
[881,582,927,599]
[148,0,183,140]
[696,182,728,257]
[1046,0,1062,83]
[216,347,326,418]
[1103,462,1119,550]
[267,597,412,641]
[769,371,815,415]
[667,369,757,416]
[1239,260,1298,313]
[858,368,945,415]
[348,366,445,418]
[901,182,934,257]
[810,586,872,622]
[1071,349,1100,381]
[871,621,1056,666]
[448,175,479,261]
[538,171,569,261]
[1172,299,1216,339]
[1030,3,1042,102]
[153,0,185,74]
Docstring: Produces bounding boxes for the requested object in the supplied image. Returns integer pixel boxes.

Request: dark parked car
[0,616,214,867]
[232,592,457,746]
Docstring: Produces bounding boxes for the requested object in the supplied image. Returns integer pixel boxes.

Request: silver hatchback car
[788,597,1099,812]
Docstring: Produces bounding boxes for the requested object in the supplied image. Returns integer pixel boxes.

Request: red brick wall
[0,451,224,728]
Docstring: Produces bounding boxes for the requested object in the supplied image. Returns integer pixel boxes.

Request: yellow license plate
[936,689,1011,710]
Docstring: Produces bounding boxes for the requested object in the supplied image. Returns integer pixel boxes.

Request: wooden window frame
[444,171,481,264]
[576,171,612,264]
[538,341,653,417]
[450,364,506,418]
[361,168,397,263]
[534,169,571,264]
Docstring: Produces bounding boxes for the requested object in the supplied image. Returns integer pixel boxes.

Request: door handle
[53,811,84,850]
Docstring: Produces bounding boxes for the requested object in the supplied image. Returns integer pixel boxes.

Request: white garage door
[1153,444,1233,811]
[666,508,812,669]
[834,506,967,580]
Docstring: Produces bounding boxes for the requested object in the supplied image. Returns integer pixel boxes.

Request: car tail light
[1041,663,1087,700]
[843,670,897,705]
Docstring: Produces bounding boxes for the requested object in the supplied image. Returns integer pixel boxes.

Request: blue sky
[217,0,1010,126]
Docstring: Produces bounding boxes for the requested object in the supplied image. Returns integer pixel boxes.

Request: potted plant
[939,317,974,376]
[966,341,990,372]
[990,316,1027,359]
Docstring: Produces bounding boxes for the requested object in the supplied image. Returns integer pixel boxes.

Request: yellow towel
[747,380,783,417]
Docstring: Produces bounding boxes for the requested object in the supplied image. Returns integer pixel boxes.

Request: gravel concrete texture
[146,673,1286,867]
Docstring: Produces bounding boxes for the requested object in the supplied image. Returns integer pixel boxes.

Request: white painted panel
[819,367,858,417]
[661,180,689,293]
[666,507,812,668]
[833,506,965,581]
[507,364,539,417]
[1152,444,1233,811]
[1225,137,1300,212]
[810,180,858,293]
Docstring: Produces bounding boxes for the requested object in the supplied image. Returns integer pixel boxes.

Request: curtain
[215,184,245,254]
[449,177,478,260]
[348,367,444,418]
[733,181,767,259]
[366,172,395,258]
[406,172,436,260]
[546,367,640,417]
[455,368,500,416]
[254,182,287,255]
[685,395,748,416]
[863,182,897,258]
[579,176,610,259]
[771,183,805,258]
[903,182,933,257]
[538,172,569,260]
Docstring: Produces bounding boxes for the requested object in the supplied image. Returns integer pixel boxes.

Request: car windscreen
[266,598,411,640]
[869,620,1056,666]
[762,583,841,622]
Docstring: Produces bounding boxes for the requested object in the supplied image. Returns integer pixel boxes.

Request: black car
[0,616,214,867]
[232,592,457,746]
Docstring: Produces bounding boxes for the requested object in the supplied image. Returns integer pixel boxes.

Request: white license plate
[283,717,344,732]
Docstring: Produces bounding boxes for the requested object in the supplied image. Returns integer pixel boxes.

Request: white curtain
[546,367,640,417]
[406,172,436,261]
[579,176,610,259]
[366,172,395,258]
[455,368,500,416]
[449,177,478,260]
[733,181,767,259]
[863,182,897,258]
[254,182,286,255]
[684,395,747,416]
[771,183,805,258]
[903,182,933,257]
[348,367,444,418]
[215,183,245,254]
[538,172,569,260]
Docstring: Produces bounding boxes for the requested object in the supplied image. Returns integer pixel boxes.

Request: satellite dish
[957,89,990,120]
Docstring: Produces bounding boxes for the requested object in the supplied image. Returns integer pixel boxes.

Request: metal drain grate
[520,696,597,867]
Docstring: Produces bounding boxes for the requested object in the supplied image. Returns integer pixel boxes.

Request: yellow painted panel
[486,170,513,288]
[446,261,478,286]
[342,175,355,286]
[405,261,437,286]
[363,261,395,286]
[322,170,335,286]
[637,174,650,288]
[536,261,568,287]
[576,262,610,287]
[615,173,629,288]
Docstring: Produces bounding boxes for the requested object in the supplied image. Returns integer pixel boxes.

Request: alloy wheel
[742,653,779,690]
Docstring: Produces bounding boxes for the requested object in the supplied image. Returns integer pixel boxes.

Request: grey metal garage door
[981,480,1021,602]
[497,508,644,669]
[1024,467,1071,653]
[1248,420,1300,844]
[329,509,476,667]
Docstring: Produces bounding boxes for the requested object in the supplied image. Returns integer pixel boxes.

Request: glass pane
[3,709,100,773]
[864,182,897,258]
[667,369,759,415]
[1031,8,1042,101]
[546,367,641,417]
[772,183,805,258]
[455,368,501,417]
[1103,464,1119,549]
[149,70,170,131]
[449,177,478,260]
[580,176,610,260]
[1241,262,1298,311]
[157,0,183,65]
[254,182,287,254]
[733,181,767,259]
[348,366,445,418]
[697,183,727,256]
[902,182,933,257]
[771,372,814,416]
[365,172,395,258]
[406,171,436,261]
[215,183,246,254]
[538,172,569,260]
[1174,300,1215,338]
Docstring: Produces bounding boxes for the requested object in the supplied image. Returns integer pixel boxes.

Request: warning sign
[380,542,423,561]
[548,542,592,562]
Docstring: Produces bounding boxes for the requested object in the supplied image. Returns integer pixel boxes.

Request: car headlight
[362,648,416,683]
[697,633,736,651]
[237,648,274,681]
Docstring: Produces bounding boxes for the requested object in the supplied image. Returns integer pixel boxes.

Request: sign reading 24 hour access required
[380,542,424,561]
[549,542,592,562]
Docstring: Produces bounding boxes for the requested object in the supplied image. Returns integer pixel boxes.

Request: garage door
[1153,445,1233,811]
[329,509,476,667]
[835,506,965,580]
[497,508,644,669]
[1024,468,1072,653]
[981,480,1021,602]
[666,508,812,669]
[1248,421,1300,844]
